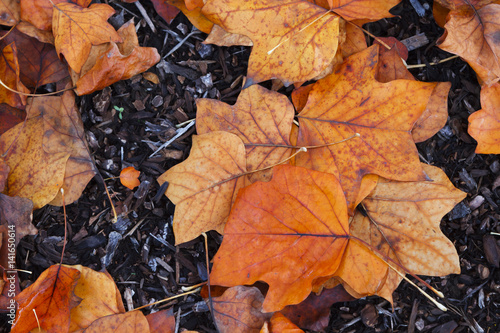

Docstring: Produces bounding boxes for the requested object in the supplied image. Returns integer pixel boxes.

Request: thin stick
[134,1,156,33]
[33,309,41,331]
[132,288,201,311]
[406,55,459,69]
[244,133,360,149]
[347,21,392,50]
[202,233,220,332]
[102,184,118,223]
[60,188,68,264]
[148,120,195,157]
[0,77,75,96]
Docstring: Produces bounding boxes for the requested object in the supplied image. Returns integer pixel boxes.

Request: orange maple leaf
[468,82,500,154]
[210,165,349,312]
[261,312,304,333]
[295,45,435,213]
[52,2,122,73]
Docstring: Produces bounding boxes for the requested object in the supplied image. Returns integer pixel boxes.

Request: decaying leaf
[437,4,500,84]
[0,193,35,246]
[204,24,253,47]
[156,0,213,33]
[150,0,180,24]
[327,0,401,21]
[196,84,294,183]
[158,131,247,245]
[120,166,141,190]
[261,312,303,333]
[335,164,465,302]
[12,265,82,333]
[210,165,349,312]
[468,82,500,154]
[0,43,30,108]
[79,310,150,332]
[75,19,161,95]
[0,0,20,26]
[20,0,92,31]
[0,104,25,136]
[211,286,272,333]
[296,45,435,213]
[202,0,343,86]
[52,2,122,73]
[146,308,176,333]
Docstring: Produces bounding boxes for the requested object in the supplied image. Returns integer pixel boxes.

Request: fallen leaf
[0,43,30,108]
[437,4,500,84]
[0,159,8,191]
[120,166,141,190]
[158,131,247,245]
[0,27,69,89]
[81,311,150,332]
[0,193,35,246]
[52,2,122,73]
[0,0,19,26]
[0,104,25,136]
[68,265,126,331]
[20,0,92,31]
[211,286,272,333]
[75,19,161,95]
[202,0,343,86]
[30,91,96,206]
[210,165,349,312]
[468,82,500,154]
[149,0,180,24]
[155,0,213,33]
[280,285,355,332]
[204,24,253,47]
[328,0,401,21]
[185,0,204,10]
[146,308,175,333]
[16,20,55,44]
[0,115,70,209]
[12,265,82,333]
[434,0,499,10]
[336,164,465,302]
[295,45,435,214]
[196,84,294,183]
[261,312,303,333]
[340,22,367,58]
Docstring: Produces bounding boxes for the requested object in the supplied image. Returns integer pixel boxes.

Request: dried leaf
[0,27,69,89]
[156,0,213,33]
[0,104,25,136]
[158,131,247,244]
[196,85,294,183]
[0,159,8,191]
[52,2,122,73]
[328,0,401,20]
[468,82,500,154]
[0,193,35,247]
[0,43,30,108]
[210,165,349,312]
[150,0,180,24]
[12,265,82,333]
[211,286,272,333]
[204,24,253,47]
[296,45,435,214]
[16,20,55,44]
[202,0,343,86]
[75,19,160,95]
[146,308,175,333]
[68,265,126,331]
[0,0,20,26]
[336,164,465,302]
[20,0,92,31]
[437,4,500,84]
[120,166,141,190]
[261,312,303,333]
[81,311,150,332]
[341,22,368,58]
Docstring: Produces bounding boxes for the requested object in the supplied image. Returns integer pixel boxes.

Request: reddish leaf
[468,82,500,154]
[12,265,82,333]
[150,0,180,24]
[260,313,303,333]
[146,308,175,333]
[0,43,30,108]
[210,165,349,312]
[0,104,25,136]
[75,19,160,95]
[120,166,141,190]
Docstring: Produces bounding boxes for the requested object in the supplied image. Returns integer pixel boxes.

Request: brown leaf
[12,265,82,333]
[146,308,175,333]
[0,103,25,136]
[0,193,35,247]
[0,158,8,191]
[20,0,92,31]
[336,164,465,302]
[261,312,303,333]
[81,311,150,332]
[75,19,160,95]
[158,131,247,244]
[52,2,122,73]
[120,166,141,190]
[16,20,55,44]
[281,285,355,332]
[202,0,343,86]
[437,4,500,85]
[210,165,349,312]
[296,45,435,214]
[196,85,294,183]
[150,0,180,24]
[31,91,96,206]
[204,24,253,47]
[0,0,19,26]
[0,27,69,89]
[68,265,126,331]
[0,43,30,108]
[341,22,368,58]
[468,82,500,154]
[155,0,213,33]
[0,115,70,209]
[211,286,272,333]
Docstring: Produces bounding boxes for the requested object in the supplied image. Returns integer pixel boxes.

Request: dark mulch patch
[3,0,499,332]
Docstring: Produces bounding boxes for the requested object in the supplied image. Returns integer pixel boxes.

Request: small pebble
[469,195,485,210]
[415,318,425,331]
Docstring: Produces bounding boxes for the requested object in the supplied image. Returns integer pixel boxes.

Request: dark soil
[3,0,500,332]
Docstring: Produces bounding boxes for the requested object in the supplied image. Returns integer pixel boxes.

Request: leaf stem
[0,77,76,96]
[132,287,203,311]
[203,232,220,333]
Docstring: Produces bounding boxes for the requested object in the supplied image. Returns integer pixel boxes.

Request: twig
[134,1,156,33]
[148,120,195,157]
[406,55,459,69]
[164,28,201,59]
